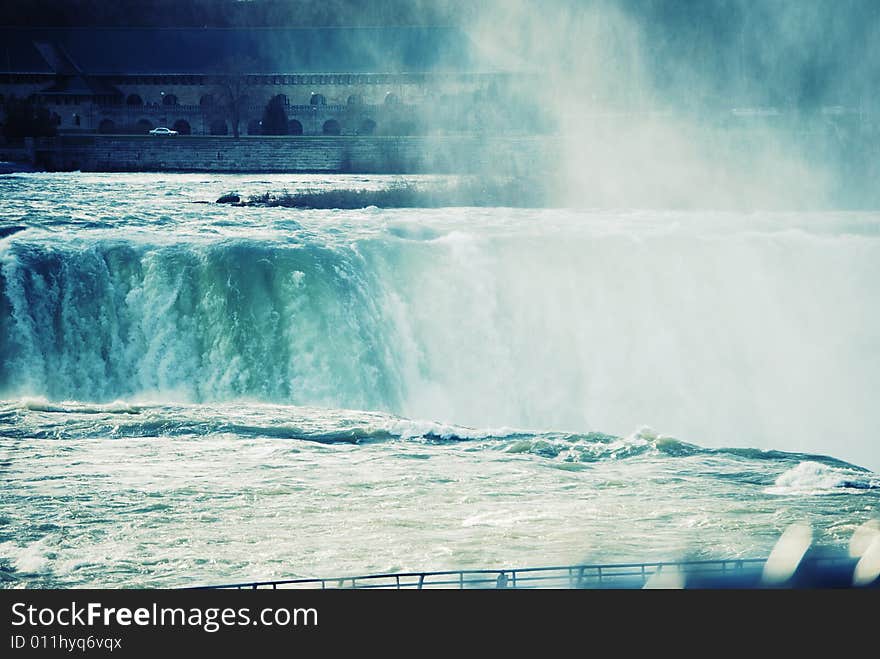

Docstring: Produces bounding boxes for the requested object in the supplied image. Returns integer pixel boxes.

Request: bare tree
[208,57,257,138]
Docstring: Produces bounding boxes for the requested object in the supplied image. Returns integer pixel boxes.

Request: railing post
[418,574,425,590]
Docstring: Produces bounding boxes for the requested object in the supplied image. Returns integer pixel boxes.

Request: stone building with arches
[1,26,531,138]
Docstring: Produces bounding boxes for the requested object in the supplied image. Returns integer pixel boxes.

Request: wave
[766,461,880,495]
[0,398,517,444]
[2,400,870,477]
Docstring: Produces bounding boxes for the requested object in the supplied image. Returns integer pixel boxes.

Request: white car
[149,127,178,135]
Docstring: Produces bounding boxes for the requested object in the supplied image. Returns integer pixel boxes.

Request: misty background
[3,0,878,208]
[465,0,880,208]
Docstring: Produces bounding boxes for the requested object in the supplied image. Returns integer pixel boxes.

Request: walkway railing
[193,558,773,590]
[193,555,870,590]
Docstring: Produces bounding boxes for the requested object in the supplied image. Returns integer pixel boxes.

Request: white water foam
[2,205,880,469]
[766,461,880,495]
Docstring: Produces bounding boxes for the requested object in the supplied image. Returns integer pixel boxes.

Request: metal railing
[193,558,780,590]
[193,554,871,590]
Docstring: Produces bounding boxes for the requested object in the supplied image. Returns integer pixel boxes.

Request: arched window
[172,119,192,135]
[310,93,326,106]
[247,119,262,135]
[384,92,400,105]
[200,94,214,108]
[274,94,289,106]
[347,94,362,106]
[288,119,303,135]
[358,118,376,135]
[98,119,116,134]
[162,94,178,106]
[209,119,228,135]
[322,119,340,136]
[126,94,143,106]
[135,119,153,133]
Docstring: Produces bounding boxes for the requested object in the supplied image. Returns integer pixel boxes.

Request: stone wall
[32,134,556,174]
[2,72,500,134]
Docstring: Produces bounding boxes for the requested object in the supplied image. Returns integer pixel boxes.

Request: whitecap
[766,461,880,495]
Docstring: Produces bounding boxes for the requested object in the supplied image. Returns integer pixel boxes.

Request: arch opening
[172,119,191,135]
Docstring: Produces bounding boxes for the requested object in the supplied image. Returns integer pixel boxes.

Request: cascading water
[3,201,879,468]
[1,173,878,587]
[1,238,402,410]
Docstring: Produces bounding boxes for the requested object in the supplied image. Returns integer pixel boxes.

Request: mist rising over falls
[2,207,879,469]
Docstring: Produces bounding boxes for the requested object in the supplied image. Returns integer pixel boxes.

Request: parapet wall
[32,135,557,175]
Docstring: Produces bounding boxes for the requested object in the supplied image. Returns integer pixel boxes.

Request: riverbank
[27,134,555,175]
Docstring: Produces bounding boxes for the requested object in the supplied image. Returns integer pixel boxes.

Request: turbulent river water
[1,172,878,587]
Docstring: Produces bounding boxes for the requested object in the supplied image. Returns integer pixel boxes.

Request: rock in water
[216,193,241,204]
[0,225,27,238]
